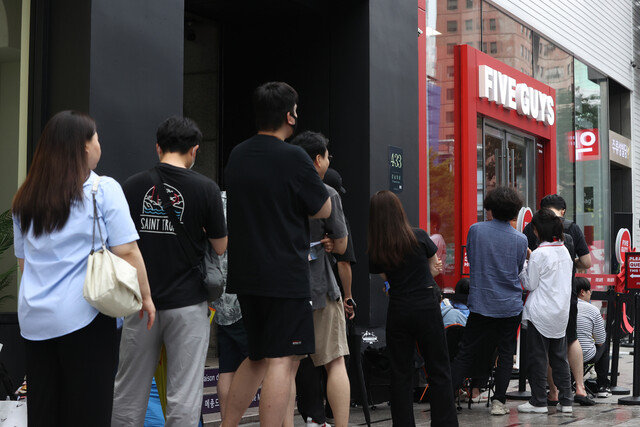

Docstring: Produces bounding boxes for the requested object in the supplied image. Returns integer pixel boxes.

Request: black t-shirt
[369,228,438,303]
[123,163,227,310]
[224,134,329,298]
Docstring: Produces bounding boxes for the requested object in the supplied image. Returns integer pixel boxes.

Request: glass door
[481,120,537,219]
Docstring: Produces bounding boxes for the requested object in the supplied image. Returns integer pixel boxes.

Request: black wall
[30,0,185,182]
[90,0,185,182]
[367,0,420,327]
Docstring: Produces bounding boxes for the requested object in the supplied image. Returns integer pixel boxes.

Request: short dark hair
[156,116,202,154]
[455,277,470,295]
[291,131,328,161]
[531,209,564,243]
[483,186,522,221]
[574,276,591,295]
[253,82,298,132]
[540,194,566,211]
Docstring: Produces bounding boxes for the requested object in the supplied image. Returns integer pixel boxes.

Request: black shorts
[238,295,315,360]
[566,293,578,343]
[217,318,249,373]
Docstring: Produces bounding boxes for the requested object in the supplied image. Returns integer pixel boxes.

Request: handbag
[83,176,143,317]
[149,167,224,302]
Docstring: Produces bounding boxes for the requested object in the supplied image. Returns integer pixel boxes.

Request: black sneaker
[574,394,596,406]
[597,386,611,398]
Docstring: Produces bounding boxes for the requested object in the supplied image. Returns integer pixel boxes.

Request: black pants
[24,313,118,427]
[295,356,327,423]
[450,312,521,403]
[386,288,458,427]
[587,343,610,388]
[526,321,572,407]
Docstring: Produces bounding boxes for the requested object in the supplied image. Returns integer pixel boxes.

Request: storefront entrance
[480,121,537,220]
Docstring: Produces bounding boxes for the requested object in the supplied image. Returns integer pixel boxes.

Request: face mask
[289,112,298,136]
[189,146,197,169]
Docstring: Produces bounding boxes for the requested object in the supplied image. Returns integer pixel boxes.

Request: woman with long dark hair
[368,190,458,426]
[12,111,155,426]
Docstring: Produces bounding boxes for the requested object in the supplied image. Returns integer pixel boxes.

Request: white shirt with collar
[520,241,573,338]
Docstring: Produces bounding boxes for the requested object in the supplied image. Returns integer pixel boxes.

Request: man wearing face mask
[222,82,331,427]
[112,116,228,426]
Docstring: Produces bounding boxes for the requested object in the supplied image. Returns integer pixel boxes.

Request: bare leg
[281,373,297,427]
[324,357,350,427]
[221,358,267,427]
[259,356,301,427]
[568,340,587,395]
[217,372,235,420]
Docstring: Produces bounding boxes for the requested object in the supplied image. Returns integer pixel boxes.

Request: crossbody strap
[148,167,201,267]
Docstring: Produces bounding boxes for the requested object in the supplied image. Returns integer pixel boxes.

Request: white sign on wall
[478,64,555,126]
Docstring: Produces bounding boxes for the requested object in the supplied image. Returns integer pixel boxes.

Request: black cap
[323,168,346,195]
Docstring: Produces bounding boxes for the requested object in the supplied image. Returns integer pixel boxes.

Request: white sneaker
[306,417,331,427]
[490,400,509,415]
[517,401,548,413]
[558,404,573,414]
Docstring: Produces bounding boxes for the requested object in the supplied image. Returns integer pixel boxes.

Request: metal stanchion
[619,292,640,405]
[610,292,631,395]
[506,326,530,400]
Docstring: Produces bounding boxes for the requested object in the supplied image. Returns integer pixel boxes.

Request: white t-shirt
[521,241,573,338]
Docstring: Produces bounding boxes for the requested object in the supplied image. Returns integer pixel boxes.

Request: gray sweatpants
[112,301,210,427]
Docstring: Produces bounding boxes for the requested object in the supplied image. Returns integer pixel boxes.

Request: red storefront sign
[568,129,601,162]
[575,273,617,292]
[625,252,640,290]
[452,45,556,283]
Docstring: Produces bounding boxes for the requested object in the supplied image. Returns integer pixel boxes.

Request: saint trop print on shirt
[140,184,185,234]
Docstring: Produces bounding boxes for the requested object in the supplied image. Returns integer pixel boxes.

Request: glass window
[426,0,481,288]
[573,60,610,274]
[446,111,455,122]
[482,2,533,76]
[447,0,458,10]
[446,65,455,78]
[532,33,575,216]
[447,20,458,32]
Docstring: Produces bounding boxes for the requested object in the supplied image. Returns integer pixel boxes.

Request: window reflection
[481,2,532,76]
[533,34,575,214]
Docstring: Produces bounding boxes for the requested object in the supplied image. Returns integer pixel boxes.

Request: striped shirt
[577,298,606,362]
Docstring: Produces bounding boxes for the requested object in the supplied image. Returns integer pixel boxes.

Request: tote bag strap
[90,176,105,253]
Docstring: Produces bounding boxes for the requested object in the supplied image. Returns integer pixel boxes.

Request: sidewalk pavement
[242,350,640,426]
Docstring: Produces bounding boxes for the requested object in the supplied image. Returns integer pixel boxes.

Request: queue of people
[11,79,608,427]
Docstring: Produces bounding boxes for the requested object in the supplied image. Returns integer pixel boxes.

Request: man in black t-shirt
[523,194,594,406]
[112,117,228,426]
[222,82,331,427]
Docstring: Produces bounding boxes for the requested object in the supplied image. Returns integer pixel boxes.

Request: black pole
[506,326,530,400]
[618,291,640,405]
[611,292,631,395]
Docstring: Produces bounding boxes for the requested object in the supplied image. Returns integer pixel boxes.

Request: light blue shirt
[14,171,139,340]
[466,220,527,318]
